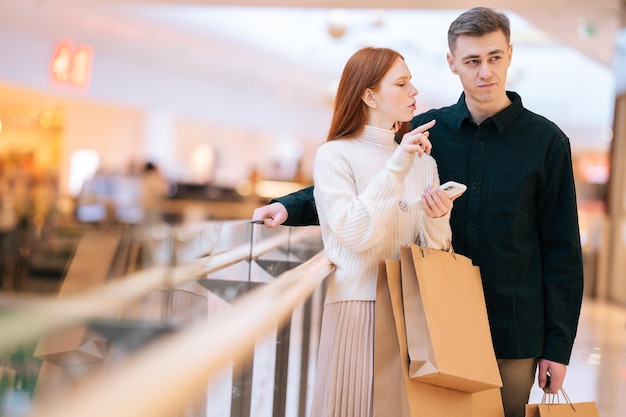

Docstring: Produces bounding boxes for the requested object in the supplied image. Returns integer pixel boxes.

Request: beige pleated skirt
[308,300,375,417]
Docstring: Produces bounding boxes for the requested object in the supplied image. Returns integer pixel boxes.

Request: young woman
[309,46,455,417]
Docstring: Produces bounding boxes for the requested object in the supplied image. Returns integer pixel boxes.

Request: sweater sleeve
[313,143,414,253]
[417,161,452,250]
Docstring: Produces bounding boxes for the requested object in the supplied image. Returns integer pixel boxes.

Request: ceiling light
[372,9,385,27]
[327,9,347,39]
[600,126,613,143]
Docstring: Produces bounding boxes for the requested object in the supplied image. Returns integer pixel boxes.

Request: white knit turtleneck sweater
[313,125,452,304]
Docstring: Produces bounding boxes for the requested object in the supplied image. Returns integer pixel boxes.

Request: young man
[251,7,584,417]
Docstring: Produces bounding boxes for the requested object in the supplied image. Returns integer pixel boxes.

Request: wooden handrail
[27,250,333,417]
[0,225,320,352]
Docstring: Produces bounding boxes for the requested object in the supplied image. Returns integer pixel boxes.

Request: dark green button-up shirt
[275,91,583,364]
[410,91,583,363]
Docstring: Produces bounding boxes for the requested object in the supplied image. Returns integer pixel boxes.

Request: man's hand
[251,202,288,228]
[537,359,567,393]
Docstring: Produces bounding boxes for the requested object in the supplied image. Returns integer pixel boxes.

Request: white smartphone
[409,180,467,209]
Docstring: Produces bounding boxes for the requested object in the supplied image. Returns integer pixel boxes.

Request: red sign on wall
[49,39,93,92]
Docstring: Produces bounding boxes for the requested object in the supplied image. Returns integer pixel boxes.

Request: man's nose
[479,62,493,78]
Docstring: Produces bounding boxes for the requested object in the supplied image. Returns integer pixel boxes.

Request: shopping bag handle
[541,388,577,412]
[413,239,455,258]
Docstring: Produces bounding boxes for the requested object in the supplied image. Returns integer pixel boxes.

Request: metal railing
[0,221,332,417]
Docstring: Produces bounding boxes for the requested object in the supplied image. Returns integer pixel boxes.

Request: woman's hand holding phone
[411,181,467,217]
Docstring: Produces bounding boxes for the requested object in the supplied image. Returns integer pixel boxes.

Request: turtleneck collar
[359,125,397,150]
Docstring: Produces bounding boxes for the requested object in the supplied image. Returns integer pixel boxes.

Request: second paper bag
[526,391,600,417]
[374,259,504,417]
[400,244,502,393]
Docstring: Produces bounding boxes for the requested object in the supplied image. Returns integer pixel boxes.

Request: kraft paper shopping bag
[399,245,502,393]
[374,260,504,417]
[525,390,600,417]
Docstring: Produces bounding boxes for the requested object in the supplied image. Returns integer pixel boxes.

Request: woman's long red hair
[327,47,404,142]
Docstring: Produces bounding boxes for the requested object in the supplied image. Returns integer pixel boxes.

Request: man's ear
[446,52,457,74]
[362,88,377,109]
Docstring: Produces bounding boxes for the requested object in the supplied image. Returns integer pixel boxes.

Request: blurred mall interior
[0,1,625,416]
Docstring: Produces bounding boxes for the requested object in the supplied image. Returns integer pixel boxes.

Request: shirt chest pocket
[487,178,535,237]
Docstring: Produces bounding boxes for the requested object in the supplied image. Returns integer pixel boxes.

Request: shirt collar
[455,91,524,133]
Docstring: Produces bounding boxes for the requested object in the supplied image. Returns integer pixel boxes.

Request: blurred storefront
[0,4,623,304]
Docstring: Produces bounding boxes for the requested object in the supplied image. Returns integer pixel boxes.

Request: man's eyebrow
[461,49,506,61]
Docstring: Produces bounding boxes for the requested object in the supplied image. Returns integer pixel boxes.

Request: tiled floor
[528,297,626,417]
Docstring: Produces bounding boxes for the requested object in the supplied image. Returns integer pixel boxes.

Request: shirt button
[476,139,483,145]
[472,182,478,189]
[471,224,477,231]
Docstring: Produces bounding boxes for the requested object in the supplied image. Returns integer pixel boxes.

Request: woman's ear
[362,88,377,109]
